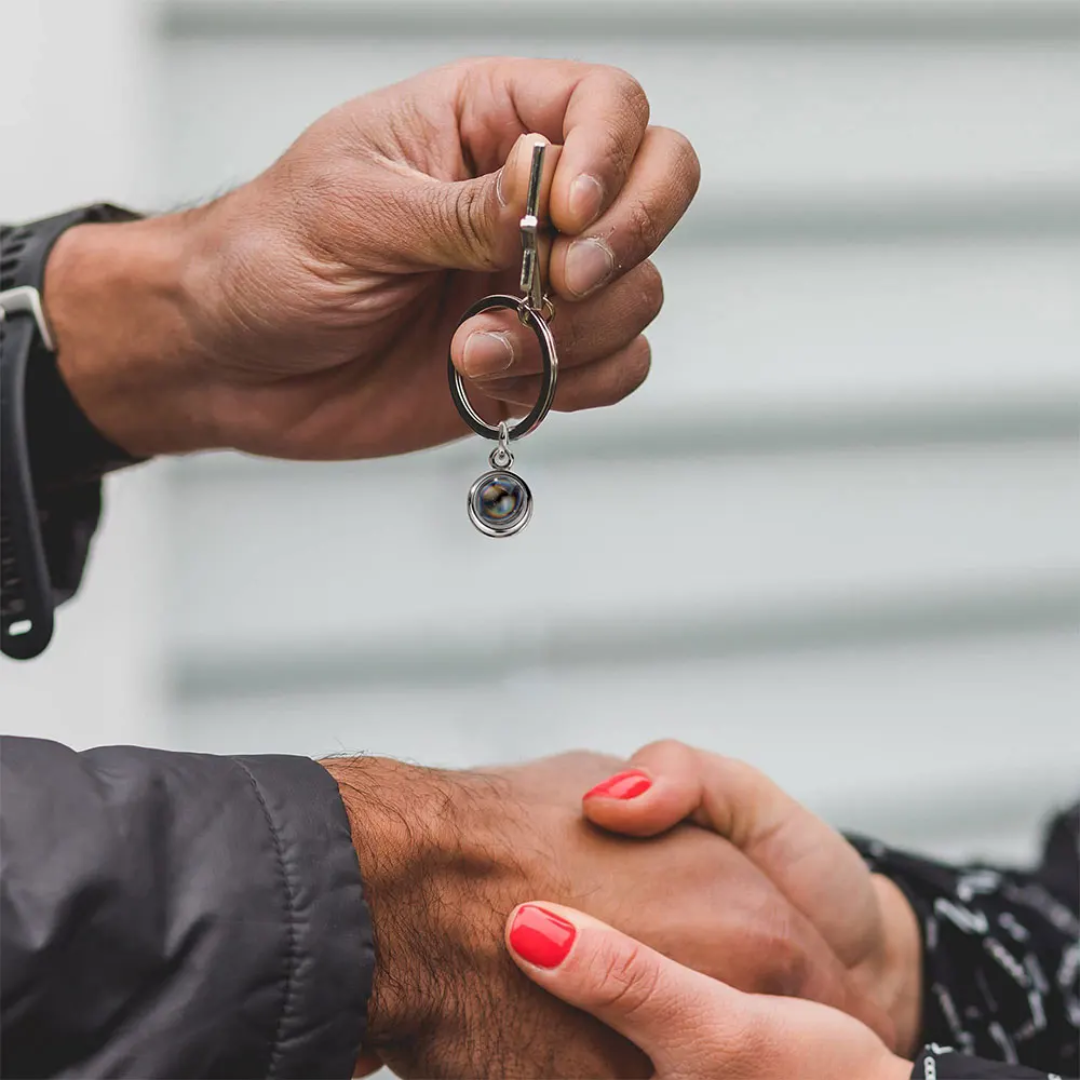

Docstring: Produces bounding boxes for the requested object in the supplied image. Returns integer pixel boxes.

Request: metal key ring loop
[447,294,558,442]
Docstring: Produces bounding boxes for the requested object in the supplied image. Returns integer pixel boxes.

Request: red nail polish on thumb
[508,905,576,969]
[583,769,652,801]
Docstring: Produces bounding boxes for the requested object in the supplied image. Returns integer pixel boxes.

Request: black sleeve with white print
[910,1043,1059,1078]
[848,804,1079,1080]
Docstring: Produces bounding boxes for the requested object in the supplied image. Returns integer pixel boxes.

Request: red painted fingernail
[583,769,652,801]
[508,905,577,969]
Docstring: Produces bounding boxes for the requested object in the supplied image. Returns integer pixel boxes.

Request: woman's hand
[45,59,699,460]
[505,901,915,1080]
[580,741,925,1057]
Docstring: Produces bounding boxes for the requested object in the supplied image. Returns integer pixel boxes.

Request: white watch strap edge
[0,285,56,352]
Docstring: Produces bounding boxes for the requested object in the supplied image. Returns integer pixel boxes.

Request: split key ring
[447,142,559,536]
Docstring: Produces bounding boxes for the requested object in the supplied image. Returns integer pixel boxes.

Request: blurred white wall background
[3,0,1078,862]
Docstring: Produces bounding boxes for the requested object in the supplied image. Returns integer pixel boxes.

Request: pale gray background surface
[3,1,1078,873]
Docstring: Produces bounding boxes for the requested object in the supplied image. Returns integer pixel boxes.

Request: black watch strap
[1,203,144,659]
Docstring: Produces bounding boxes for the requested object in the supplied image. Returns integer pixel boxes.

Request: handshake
[324,741,922,1079]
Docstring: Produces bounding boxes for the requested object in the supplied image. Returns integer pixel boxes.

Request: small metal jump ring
[448,294,558,442]
[489,421,514,468]
[517,295,556,326]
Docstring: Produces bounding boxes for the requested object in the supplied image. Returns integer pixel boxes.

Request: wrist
[870,873,924,1058]
[44,212,218,456]
[320,756,521,1063]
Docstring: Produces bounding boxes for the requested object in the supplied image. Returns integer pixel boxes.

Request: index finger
[466,59,651,234]
[552,65,652,233]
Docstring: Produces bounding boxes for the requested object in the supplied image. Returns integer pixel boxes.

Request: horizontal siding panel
[166,440,1079,656]
[168,628,1079,862]
[643,241,1080,417]
[173,576,1080,699]
[160,36,1080,209]
[166,0,1080,21]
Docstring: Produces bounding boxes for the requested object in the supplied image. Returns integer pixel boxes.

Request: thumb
[582,740,879,970]
[580,740,704,837]
[582,740,814,851]
[394,132,559,273]
[505,902,734,1073]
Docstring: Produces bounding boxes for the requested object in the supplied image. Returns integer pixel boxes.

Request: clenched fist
[43,59,700,461]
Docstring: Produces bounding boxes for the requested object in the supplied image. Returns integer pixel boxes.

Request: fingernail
[583,769,652,801]
[569,174,604,227]
[565,237,615,298]
[496,134,530,208]
[509,905,577,969]
[463,331,514,378]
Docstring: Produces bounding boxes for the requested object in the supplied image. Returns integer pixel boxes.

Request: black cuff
[231,756,375,1078]
[2,205,147,490]
[911,1044,1056,1078]
[2,205,146,658]
[849,831,1079,1077]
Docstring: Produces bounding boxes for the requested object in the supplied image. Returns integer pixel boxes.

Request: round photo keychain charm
[448,143,558,537]
[468,422,532,537]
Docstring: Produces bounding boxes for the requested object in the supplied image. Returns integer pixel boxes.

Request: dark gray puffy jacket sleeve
[0,736,374,1079]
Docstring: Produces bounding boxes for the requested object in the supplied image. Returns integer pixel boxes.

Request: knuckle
[554,308,580,360]
[593,68,650,170]
[630,738,699,782]
[719,1008,773,1073]
[612,68,651,127]
[626,199,663,257]
[631,333,653,368]
[599,127,639,180]
[640,737,689,760]
[667,128,702,196]
[591,939,664,1021]
[637,260,665,323]
[727,755,770,797]
[443,183,497,270]
[613,337,651,400]
[751,903,811,998]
